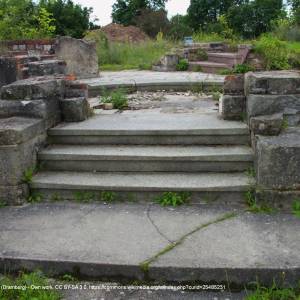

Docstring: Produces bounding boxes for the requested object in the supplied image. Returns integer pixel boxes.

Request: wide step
[39,145,253,172]
[48,113,250,145]
[30,171,253,202]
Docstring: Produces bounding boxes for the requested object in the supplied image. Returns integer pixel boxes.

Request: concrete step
[39,145,253,172]
[208,52,241,66]
[30,171,253,202]
[48,113,250,145]
[189,61,231,73]
[1,203,299,287]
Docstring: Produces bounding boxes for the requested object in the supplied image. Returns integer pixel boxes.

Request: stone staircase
[30,112,253,203]
[188,44,251,74]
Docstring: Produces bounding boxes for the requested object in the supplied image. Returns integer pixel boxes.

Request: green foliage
[22,167,36,184]
[212,91,221,101]
[168,14,193,40]
[233,64,255,73]
[101,89,128,110]
[61,274,76,282]
[255,34,290,70]
[176,59,189,71]
[245,167,256,178]
[196,48,208,60]
[156,192,191,207]
[112,0,167,26]
[0,271,61,300]
[85,30,174,71]
[245,188,274,214]
[100,191,117,202]
[0,0,55,40]
[51,193,62,202]
[246,280,300,300]
[27,192,43,203]
[292,199,300,218]
[39,0,95,38]
[0,199,7,208]
[74,191,95,203]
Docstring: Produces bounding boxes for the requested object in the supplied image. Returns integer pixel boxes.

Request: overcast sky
[74,0,190,26]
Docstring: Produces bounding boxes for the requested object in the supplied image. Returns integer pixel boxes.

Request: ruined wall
[0,57,17,87]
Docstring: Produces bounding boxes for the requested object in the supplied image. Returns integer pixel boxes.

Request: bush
[176,59,189,71]
[101,89,128,110]
[255,34,290,70]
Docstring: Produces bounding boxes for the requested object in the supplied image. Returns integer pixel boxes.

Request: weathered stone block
[220,95,246,120]
[0,184,29,205]
[54,36,99,78]
[255,128,300,189]
[60,97,90,122]
[0,57,17,88]
[28,59,66,77]
[247,94,300,118]
[245,71,300,95]
[152,54,179,72]
[250,113,283,136]
[223,74,245,95]
[0,76,65,100]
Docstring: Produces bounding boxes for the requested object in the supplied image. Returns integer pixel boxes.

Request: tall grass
[85,30,176,71]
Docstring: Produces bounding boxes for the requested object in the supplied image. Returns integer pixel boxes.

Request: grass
[245,188,275,214]
[0,271,61,300]
[156,192,191,207]
[0,199,7,208]
[292,199,300,218]
[100,191,117,202]
[245,280,300,300]
[22,167,36,184]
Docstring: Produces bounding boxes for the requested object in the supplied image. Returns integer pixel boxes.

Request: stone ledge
[0,117,45,145]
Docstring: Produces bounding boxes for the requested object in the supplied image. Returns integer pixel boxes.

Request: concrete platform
[0,203,299,287]
[77,71,225,96]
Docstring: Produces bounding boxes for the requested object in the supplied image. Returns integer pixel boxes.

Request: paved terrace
[77,71,225,96]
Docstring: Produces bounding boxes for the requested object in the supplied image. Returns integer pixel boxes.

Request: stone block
[250,113,283,136]
[0,57,17,88]
[245,71,300,95]
[223,74,244,95]
[152,54,179,72]
[0,117,45,145]
[54,36,99,78]
[255,128,300,189]
[247,94,300,118]
[219,95,246,120]
[0,76,65,100]
[60,97,90,122]
[28,59,66,77]
[0,184,29,205]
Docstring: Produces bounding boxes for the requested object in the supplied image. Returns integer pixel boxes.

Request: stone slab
[0,117,45,145]
[250,113,283,136]
[60,97,90,122]
[255,128,300,189]
[0,76,65,100]
[247,94,300,118]
[48,112,249,136]
[245,71,300,95]
[0,203,299,286]
[220,95,246,120]
[30,171,252,192]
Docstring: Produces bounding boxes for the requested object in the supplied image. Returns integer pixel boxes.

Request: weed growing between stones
[0,199,7,208]
[245,280,300,300]
[176,59,189,71]
[100,191,117,202]
[99,88,128,110]
[244,188,274,214]
[74,191,95,203]
[61,274,76,282]
[0,271,61,300]
[281,117,289,130]
[21,167,36,184]
[27,192,43,204]
[156,192,191,207]
[51,192,62,202]
[245,167,256,178]
[212,91,221,101]
[292,199,300,218]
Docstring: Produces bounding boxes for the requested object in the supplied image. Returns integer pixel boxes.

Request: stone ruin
[221,71,300,207]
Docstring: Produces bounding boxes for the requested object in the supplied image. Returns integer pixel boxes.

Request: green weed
[156,192,191,207]
[212,91,221,101]
[50,193,62,202]
[0,199,7,208]
[292,199,300,218]
[176,59,189,71]
[245,167,256,178]
[0,271,61,300]
[100,88,128,110]
[245,280,300,300]
[22,167,36,184]
[74,191,95,203]
[61,274,76,282]
[282,117,289,130]
[27,192,43,203]
[100,191,117,202]
[245,188,274,214]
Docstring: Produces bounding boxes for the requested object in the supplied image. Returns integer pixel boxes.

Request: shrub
[233,64,255,73]
[254,34,290,70]
[101,89,128,110]
[176,59,189,71]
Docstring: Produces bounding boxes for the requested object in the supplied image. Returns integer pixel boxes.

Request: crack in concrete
[140,211,238,272]
[146,204,174,244]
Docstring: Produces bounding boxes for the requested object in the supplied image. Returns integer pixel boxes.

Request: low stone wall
[0,39,55,55]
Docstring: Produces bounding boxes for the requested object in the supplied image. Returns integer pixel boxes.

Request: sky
[74,0,190,26]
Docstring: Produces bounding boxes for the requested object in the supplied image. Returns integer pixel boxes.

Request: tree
[112,0,168,26]
[168,15,193,40]
[187,0,241,30]
[39,0,94,38]
[0,0,55,40]
[226,0,284,38]
[288,0,300,24]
